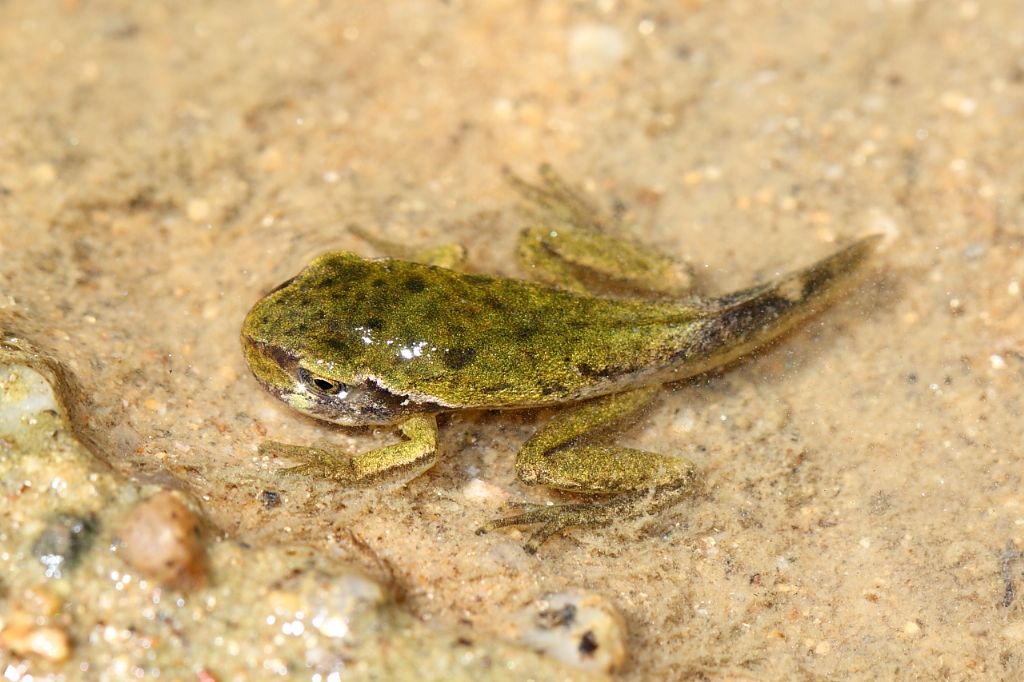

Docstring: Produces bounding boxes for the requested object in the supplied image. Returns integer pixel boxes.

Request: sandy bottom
[2,1,1023,679]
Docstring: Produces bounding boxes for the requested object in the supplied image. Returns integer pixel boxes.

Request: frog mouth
[241,334,451,425]
[302,376,449,426]
[241,335,300,399]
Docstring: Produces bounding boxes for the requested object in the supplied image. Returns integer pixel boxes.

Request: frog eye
[297,368,347,396]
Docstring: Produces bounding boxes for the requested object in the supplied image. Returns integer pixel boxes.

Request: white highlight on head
[398,341,428,361]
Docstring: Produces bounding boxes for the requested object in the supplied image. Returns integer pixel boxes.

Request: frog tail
[677,235,881,369]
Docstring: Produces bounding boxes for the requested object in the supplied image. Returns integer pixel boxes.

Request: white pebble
[462,478,508,505]
[186,198,211,222]
[514,591,628,674]
[568,24,626,74]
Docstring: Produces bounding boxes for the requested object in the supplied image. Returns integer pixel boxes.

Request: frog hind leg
[508,164,694,297]
[477,387,699,553]
[263,414,439,487]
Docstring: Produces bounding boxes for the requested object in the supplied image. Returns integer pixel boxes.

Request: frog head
[242,337,424,425]
[240,254,440,426]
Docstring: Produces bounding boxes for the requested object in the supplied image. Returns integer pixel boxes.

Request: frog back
[255,252,700,408]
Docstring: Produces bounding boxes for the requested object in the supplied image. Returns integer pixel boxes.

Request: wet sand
[2,1,1023,678]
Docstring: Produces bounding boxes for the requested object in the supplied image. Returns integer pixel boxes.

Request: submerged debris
[30,512,97,579]
[514,590,629,674]
[0,586,71,662]
[117,490,208,590]
[0,333,604,680]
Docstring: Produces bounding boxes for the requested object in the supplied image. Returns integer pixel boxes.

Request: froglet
[242,166,879,552]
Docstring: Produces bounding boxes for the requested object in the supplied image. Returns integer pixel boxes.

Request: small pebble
[514,590,628,674]
[462,477,508,505]
[568,24,626,74]
[260,489,282,509]
[940,91,977,116]
[31,512,97,579]
[21,585,62,618]
[118,491,207,590]
[962,242,985,260]
[29,162,57,185]
[0,625,71,661]
[186,198,212,222]
[1002,622,1024,641]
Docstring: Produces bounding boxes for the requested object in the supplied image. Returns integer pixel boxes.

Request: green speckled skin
[244,253,697,411]
[242,167,880,552]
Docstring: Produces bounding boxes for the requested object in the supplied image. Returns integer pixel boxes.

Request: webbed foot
[477,494,646,554]
[260,440,358,484]
[260,415,439,487]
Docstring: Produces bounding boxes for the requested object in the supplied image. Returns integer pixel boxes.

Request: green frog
[242,166,879,552]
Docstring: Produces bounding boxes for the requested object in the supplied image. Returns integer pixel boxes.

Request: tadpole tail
[677,235,882,369]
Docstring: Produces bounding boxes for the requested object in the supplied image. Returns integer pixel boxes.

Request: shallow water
[2,1,1023,678]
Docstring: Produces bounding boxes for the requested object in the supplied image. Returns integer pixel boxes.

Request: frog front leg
[477,387,699,553]
[349,224,466,269]
[261,414,439,486]
[508,164,695,297]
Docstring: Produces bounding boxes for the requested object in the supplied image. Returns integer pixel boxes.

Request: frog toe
[280,462,337,479]
[477,501,563,532]
[260,441,357,483]
[476,500,621,552]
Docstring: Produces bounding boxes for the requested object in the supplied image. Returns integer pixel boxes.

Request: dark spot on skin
[483,293,506,312]
[800,266,832,299]
[261,342,299,369]
[709,295,791,345]
[578,631,599,657]
[575,362,612,379]
[365,317,384,331]
[418,298,441,321]
[540,382,568,396]
[405,275,426,293]
[455,637,473,647]
[326,337,349,353]
[681,290,800,362]
[444,347,476,370]
[514,324,538,341]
